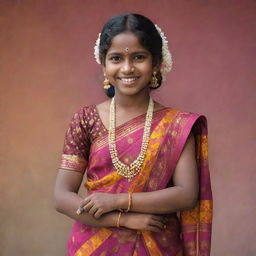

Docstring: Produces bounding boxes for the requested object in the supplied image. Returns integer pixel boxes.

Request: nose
[120,59,134,74]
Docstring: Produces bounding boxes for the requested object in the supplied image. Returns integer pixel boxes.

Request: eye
[109,56,121,62]
[134,55,146,61]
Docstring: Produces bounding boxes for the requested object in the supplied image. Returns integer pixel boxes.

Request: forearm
[118,186,198,214]
[54,191,119,227]
[55,191,168,233]
[118,133,199,214]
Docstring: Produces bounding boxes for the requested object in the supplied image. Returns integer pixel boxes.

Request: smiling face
[103,31,159,97]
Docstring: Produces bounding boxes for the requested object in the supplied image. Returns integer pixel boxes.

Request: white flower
[94,33,101,64]
[154,24,173,80]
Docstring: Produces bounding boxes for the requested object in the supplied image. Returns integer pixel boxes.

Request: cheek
[137,60,153,72]
[105,64,119,75]
[143,66,154,77]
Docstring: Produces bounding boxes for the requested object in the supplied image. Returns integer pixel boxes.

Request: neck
[114,90,151,113]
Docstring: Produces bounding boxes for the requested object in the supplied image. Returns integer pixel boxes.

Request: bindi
[124,47,129,54]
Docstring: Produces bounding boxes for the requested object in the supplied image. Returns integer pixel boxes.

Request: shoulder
[73,100,110,117]
[71,102,104,122]
[163,107,208,132]
[155,101,200,118]
[69,100,109,130]
[73,104,96,118]
[67,104,98,131]
[177,109,203,120]
[165,106,207,120]
[169,108,208,135]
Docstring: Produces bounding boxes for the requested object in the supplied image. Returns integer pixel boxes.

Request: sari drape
[60,106,212,256]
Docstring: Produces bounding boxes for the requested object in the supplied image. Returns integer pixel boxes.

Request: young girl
[54,13,212,256]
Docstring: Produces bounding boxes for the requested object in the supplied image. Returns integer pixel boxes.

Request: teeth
[121,77,137,82]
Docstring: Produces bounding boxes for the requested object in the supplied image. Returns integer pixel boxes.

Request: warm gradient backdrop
[1,1,255,255]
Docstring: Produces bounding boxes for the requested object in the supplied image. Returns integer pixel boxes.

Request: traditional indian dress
[60,105,212,256]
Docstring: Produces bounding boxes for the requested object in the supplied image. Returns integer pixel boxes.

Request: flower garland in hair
[94,33,101,64]
[154,24,173,80]
[93,24,173,80]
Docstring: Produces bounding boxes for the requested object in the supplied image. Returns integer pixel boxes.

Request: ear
[102,66,106,75]
[153,59,162,73]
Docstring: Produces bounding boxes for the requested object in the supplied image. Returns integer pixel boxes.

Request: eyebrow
[107,51,149,56]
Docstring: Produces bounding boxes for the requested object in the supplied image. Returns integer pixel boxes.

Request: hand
[77,193,119,219]
[121,212,167,232]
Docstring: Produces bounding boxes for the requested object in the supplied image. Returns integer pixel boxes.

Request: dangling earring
[103,73,111,89]
[150,71,159,88]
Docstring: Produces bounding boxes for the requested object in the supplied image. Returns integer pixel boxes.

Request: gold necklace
[108,97,154,179]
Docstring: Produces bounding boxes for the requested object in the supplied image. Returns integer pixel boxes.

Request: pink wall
[1,0,255,255]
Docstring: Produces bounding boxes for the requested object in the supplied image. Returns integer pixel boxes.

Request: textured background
[0,0,255,255]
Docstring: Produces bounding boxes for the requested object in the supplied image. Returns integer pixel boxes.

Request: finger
[150,219,166,230]
[82,201,94,212]
[76,208,83,215]
[76,209,82,215]
[88,205,98,216]
[77,202,93,215]
[94,209,103,219]
[79,197,92,209]
[153,215,168,224]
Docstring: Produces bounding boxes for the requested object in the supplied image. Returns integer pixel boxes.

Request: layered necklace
[108,97,154,180]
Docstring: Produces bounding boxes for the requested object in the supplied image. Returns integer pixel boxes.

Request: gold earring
[103,74,111,89]
[150,71,158,88]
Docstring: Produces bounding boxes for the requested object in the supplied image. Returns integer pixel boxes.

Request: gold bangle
[120,192,132,212]
[126,192,132,212]
[116,212,122,228]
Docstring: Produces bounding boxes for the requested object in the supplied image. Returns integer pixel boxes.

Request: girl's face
[103,31,158,97]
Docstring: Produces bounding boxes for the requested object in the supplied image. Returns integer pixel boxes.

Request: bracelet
[127,192,132,212]
[120,192,132,212]
[116,212,122,228]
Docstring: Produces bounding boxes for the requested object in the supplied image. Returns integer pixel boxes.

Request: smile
[119,77,139,84]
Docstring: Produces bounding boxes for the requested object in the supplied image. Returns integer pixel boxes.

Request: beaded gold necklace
[108,97,154,179]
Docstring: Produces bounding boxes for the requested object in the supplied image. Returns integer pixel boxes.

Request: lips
[118,77,139,85]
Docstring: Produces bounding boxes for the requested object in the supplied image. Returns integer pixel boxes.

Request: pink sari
[60,106,212,256]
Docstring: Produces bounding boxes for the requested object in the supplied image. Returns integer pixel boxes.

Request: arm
[53,169,167,232]
[53,169,118,227]
[55,109,166,231]
[121,132,199,214]
[79,132,198,216]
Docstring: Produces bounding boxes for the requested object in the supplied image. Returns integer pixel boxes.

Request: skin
[54,31,198,232]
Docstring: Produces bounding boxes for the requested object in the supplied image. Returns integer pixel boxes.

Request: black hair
[99,13,163,97]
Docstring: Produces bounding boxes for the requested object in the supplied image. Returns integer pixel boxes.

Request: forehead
[107,31,148,54]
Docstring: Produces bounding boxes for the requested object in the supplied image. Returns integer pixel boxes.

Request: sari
[60,105,212,256]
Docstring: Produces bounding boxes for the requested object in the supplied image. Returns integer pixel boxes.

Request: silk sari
[60,105,212,256]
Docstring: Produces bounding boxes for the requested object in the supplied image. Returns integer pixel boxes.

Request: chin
[116,86,148,97]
